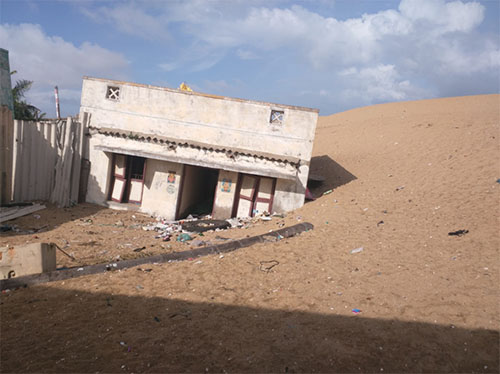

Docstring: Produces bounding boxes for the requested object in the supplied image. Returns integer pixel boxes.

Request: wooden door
[233,174,276,217]
[253,177,275,215]
[110,154,127,202]
[235,174,258,217]
[127,157,146,204]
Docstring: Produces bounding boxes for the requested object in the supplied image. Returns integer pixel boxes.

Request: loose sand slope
[1,94,499,373]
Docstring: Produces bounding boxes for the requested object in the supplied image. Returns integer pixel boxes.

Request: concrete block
[0,243,56,279]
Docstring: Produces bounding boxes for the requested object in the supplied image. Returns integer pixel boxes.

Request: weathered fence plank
[0,107,13,204]
[11,117,83,206]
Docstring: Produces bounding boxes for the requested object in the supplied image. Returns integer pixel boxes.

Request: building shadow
[0,202,106,237]
[308,155,357,197]
[1,284,497,373]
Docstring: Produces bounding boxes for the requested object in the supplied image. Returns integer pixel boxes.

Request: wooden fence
[0,106,13,205]
[11,117,84,207]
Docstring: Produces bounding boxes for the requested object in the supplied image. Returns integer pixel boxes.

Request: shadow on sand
[308,155,357,197]
[0,202,106,238]
[1,284,497,373]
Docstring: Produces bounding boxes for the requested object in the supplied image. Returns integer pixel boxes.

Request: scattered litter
[219,254,224,259]
[262,235,280,242]
[323,189,333,195]
[377,220,384,226]
[395,186,405,191]
[0,224,12,232]
[77,267,84,271]
[191,239,209,247]
[305,188,315,201]
[54,244,77,261]
[133,246,146,252]
[114,220,124,227]
[260,216,272,221]
[137,268,152,272]
[136,285,144,290]
[448,229,469,237]
[181,219,230,233]
[194,260,203,264]
[169,310,191,319]
[33,214,41,219]
[496,179,500,184]
[363,208,368,212]
[0,203,46,224]
[177,233,193,242]
[120,342,127,347]
[259,260,279,272]
[352,308,362,314]
[106,263,118,271]
[154,316,160,323]
[350,247,364,254]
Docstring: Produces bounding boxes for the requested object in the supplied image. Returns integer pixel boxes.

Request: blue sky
[1,0,499,117]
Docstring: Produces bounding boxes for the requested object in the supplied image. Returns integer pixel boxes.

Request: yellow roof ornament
[179,82,193,92]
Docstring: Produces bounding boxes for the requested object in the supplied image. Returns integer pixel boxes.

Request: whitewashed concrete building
[80,77,318,220]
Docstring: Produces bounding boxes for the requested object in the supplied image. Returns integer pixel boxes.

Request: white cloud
[81,3,170,40]
[158,62,178,72]
[236,49,259,60]
[339,64,420,103]
[79,0,499,110]
[0,23,129,116]
[399,0,484,33]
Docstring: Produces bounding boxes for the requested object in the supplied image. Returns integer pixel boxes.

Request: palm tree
[11,72,45,120]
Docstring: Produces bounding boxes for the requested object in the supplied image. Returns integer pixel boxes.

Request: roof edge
[82,76,320,114]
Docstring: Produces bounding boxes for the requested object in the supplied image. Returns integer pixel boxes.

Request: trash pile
[142,212,285,244]
[142,220,183,242]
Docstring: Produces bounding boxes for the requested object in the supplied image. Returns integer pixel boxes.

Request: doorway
[176,165,219,219]
[109,154,146,204]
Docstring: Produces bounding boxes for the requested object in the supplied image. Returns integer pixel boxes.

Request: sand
[1,94,499,373]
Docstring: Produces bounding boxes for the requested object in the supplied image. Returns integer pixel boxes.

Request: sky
[1,0,499,117]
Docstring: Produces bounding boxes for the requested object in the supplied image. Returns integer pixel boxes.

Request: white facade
[80,77,318,219]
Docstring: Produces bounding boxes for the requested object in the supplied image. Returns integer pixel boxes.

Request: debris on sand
[0,203,46,223]
[181,219,231,232]
[259,260,279,272]
[350,247,364,254]
[448,229,469,237]
[176,233,193,242]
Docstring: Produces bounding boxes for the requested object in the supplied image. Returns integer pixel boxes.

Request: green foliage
[11,73,45,120]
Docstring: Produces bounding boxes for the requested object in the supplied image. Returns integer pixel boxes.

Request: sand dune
[1,94,499,372]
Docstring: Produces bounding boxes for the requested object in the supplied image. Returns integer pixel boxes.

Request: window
[270,110,284,125]
[106,86,120,101]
